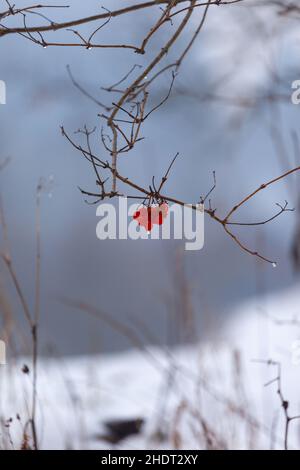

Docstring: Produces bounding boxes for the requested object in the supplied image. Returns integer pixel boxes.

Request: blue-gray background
[0,0,299,355]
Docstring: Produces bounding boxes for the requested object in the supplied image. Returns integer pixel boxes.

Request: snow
[1,285,300,450]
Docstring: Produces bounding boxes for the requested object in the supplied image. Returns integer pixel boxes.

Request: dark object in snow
[96,418,145,444]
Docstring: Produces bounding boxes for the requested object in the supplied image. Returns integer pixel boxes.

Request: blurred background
[0,0,300,356]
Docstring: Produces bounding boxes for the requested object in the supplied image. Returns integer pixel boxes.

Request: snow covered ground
[1,285,300,450]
